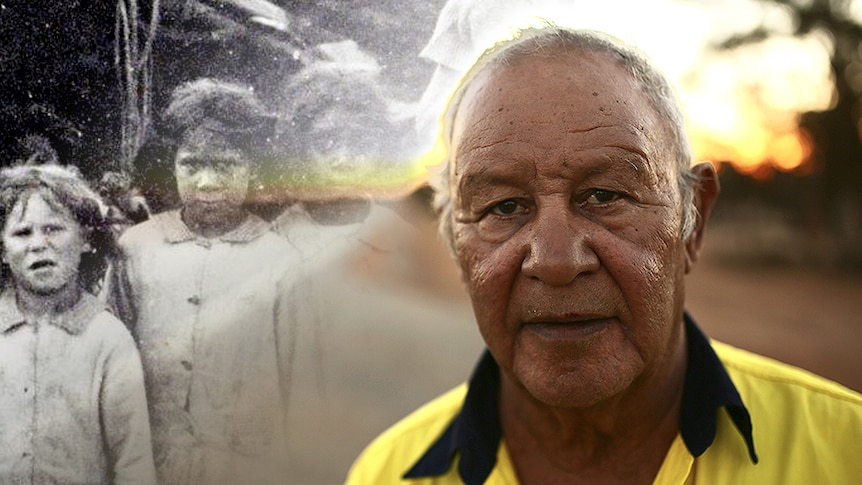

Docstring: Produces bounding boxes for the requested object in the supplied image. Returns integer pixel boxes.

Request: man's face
[450,51,691,408]
[175,127,252,215]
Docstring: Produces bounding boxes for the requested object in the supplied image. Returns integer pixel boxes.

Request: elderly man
[346,26,862,484]
[108,78,300,484]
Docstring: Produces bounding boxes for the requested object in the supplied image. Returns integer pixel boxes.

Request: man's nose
[521,205,600,286]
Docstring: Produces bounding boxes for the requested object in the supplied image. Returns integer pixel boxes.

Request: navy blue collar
[404,313,758,484]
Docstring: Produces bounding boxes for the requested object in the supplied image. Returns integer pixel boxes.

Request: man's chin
[512,352,641,409]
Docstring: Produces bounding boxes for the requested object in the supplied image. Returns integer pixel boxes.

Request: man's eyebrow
[611,142,654,167]
[458,175,487,195]
[583,151,651,178]
[599,159,645,176]
[458,168,528,194]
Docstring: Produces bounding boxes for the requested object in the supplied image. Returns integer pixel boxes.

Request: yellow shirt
[346,317,862,484]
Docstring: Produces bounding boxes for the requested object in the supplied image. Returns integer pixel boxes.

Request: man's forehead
[452,50,669,166]
[456,48,639,123]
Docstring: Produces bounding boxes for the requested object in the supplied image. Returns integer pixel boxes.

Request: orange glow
[689,122,812,177]
[769,129,813,171]
[401,13,834,190]
[678,33,831,178]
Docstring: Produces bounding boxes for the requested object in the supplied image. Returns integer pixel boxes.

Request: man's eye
[490,199,523,216]
[11,228,31,237]
[585,189,619,204]
[44,225,64,234]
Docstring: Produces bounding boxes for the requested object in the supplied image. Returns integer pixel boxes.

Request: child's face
[2,192,88,296]
[175,128,252,215]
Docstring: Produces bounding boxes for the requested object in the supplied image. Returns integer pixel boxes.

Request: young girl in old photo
[0,165,155,484]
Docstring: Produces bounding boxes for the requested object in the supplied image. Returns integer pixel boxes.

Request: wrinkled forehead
[450,48,673,175]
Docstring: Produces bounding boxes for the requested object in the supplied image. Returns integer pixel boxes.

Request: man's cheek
[462,250,510,303]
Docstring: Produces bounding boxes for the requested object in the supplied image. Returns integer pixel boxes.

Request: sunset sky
[404,0,838,185]
[520,0,836,175]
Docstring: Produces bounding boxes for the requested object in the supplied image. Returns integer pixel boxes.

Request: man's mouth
[522,315,613,340]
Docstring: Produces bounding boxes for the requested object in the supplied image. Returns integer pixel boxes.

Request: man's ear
[685,162,720,273]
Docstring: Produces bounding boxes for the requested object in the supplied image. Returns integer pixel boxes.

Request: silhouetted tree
[712,0,862,265]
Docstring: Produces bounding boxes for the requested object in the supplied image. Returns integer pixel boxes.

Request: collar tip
[749,450,759,465]
[402,467,445,480]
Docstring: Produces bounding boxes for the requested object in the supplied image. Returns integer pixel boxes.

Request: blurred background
[2,1,861,483]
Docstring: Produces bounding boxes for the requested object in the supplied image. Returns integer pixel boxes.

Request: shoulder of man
[713,340,862,406]
[706,340,862,481]
[346,383,468,484]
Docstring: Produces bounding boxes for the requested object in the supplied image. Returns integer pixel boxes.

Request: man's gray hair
[430,25,702,254]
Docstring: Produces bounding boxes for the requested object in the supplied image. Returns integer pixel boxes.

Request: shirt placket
[29,322,41,481]
[187,237,222,446]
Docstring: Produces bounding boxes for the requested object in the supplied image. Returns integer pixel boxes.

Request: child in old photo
[0,165,155,484]
[107,78,301,484]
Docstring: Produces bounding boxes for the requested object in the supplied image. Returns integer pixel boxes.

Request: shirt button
[187,296,201,305]
[181,360,193,371]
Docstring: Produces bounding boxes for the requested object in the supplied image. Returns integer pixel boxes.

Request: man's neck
[501,325,688,485]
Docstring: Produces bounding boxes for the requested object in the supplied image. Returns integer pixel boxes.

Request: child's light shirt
[0,289,155,484]
[107,210,302,484]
